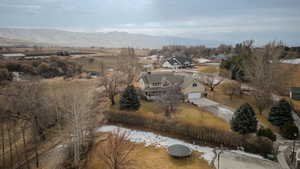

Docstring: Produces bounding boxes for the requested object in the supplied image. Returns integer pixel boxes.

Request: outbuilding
[290,87,300,101]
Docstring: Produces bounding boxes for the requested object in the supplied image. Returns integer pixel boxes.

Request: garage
[188,92,201,100]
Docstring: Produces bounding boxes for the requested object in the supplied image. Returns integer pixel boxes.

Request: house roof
[167,56,191,66]
[181,75,203,89]
[141,72,184,85]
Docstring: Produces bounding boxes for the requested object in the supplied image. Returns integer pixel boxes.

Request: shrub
[231,103,257,134]
[280,123,299,140]
[268,99,293,127]
[120,85,140,110]
[104,110,273,156]
[244,136,273,157]
[256,128,276,142]
[0,68,13,82]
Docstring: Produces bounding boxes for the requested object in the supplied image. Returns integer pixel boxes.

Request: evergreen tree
[120,85,140,110]
[231,103,258,134]
[268,99,293,127]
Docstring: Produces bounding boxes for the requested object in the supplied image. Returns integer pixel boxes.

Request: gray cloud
[0,0,299,45]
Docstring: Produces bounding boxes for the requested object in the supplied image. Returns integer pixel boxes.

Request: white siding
[162,61,174,68]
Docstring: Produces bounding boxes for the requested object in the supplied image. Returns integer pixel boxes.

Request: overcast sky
[0,0,299,45]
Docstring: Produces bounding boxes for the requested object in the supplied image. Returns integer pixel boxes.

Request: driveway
[214,151,281,169]
[189,98,234,122]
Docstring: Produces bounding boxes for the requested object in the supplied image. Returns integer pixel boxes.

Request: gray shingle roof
[141,72,184,85]
[167,56,191,66]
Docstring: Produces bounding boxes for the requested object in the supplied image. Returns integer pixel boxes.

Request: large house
[139,72,206,101]
[162,56,192,69]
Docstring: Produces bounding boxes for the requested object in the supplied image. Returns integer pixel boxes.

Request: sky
[0,0,299,45]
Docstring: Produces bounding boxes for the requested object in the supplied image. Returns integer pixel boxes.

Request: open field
[111,97,230,132]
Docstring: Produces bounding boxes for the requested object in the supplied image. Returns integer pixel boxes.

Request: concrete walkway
[189,98,234,122]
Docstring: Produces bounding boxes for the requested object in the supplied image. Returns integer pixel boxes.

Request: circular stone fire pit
[167,144,192,158]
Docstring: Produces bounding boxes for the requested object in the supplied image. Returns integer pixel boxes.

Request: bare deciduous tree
[158,84,184,117]
[52,82,95,168]
[100,72,120,105]
[201,73,224,92]
[99,130,135,169]
[5,81,56,168]
[243,41,295,114]
[222,80,241,100]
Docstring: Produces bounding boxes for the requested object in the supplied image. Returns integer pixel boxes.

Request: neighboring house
[1,53,25,59]
[139,72,205,100]
[162,56,192,69]
[290,87,300,101]
[197,58,212,64]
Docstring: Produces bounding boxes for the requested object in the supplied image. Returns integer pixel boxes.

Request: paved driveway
[189,98,234,122]
[214,151,281,169]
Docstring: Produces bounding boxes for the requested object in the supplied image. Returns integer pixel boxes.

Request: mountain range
[0,28,220,48]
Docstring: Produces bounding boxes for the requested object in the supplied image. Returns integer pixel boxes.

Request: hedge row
[104,110,273,156]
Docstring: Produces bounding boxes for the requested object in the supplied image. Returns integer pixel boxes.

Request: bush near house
[120,85,140,111]
[280,123,299,140]
[231,103,258,134]
[268,99,294,127]
[0,68,13,84]
[257,128,277,142]
[104,110,273,156]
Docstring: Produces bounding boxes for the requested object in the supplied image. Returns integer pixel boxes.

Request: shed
[291,87,300,101]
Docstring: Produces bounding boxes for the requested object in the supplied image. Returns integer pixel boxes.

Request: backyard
[86,142,211,169]
[111,96,231,132]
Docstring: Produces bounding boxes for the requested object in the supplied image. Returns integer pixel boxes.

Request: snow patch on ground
[96,125,264,164]
[281,59,300,64]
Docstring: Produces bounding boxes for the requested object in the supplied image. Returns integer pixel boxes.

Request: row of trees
[0,79,95,169]
[150,45,234,59]
[99,48,141,106]
[221,41,297,114]
[1,57,82,80]
[231,99,298,140]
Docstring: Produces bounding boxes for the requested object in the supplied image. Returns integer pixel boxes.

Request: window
[192,83,197,87]
[152,82,161,87]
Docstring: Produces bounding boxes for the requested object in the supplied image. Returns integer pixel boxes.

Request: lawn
[195,65,219,73]
[85,138,212,169]
[111,96,230,132]
[208,80,280,132]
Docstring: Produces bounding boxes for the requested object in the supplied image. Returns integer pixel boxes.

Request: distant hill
[0,28,220,48]
[0,37,51,47]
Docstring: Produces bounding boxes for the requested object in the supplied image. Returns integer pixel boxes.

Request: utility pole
[216,145,224,169]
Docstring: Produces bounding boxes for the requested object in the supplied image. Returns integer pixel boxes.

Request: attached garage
[291,87,300,101]
[188,92,201,100]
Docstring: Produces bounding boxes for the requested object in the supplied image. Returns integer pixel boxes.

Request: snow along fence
[104,110,273,157]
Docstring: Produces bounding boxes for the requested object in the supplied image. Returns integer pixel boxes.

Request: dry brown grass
[195,65,219,73]
[85,139,212,169]
[111,97,230,132]
[208,80,281,132]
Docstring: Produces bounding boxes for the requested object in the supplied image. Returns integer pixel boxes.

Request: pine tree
[231,103,258,134]
[120,85,140,110]
[268,99,293,127]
